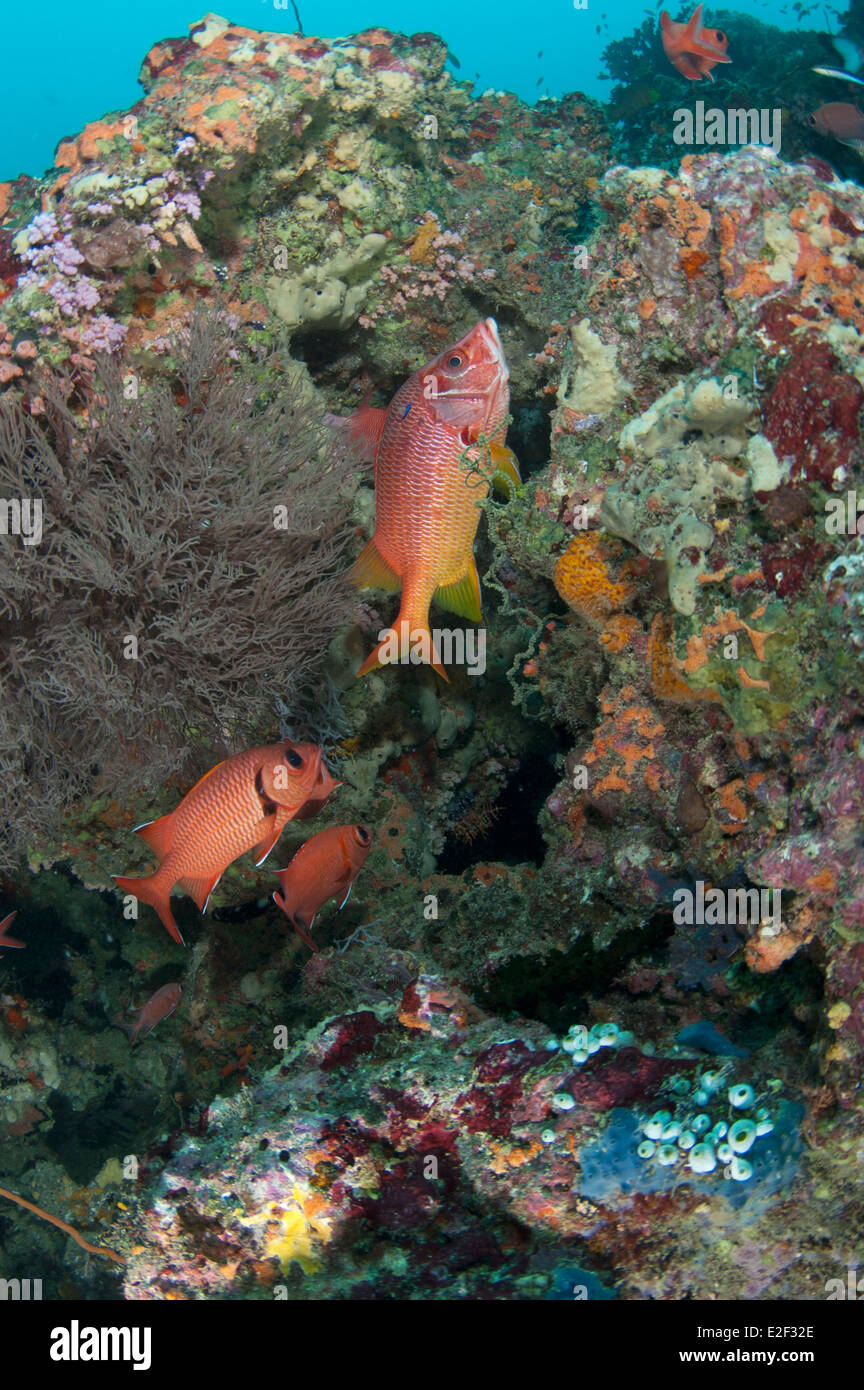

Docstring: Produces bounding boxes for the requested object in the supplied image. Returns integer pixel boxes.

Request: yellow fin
[349,537,401,592]
[490,443,521,498]
[434,562,483,622]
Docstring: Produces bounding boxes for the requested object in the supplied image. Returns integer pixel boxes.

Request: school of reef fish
[0,6,863,1300]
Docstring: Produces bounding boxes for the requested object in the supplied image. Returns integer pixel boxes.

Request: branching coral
[0,311,357,867]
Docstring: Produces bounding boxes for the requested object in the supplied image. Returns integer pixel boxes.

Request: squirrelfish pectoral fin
[134,813,175,860]
[349,537,401,591]
[346,403,388,461]
[178,871,223,913]
[489,443,521,498]
[434,562,483,623]
[254,806,292,867]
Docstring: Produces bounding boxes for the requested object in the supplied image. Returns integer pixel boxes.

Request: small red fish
[0,912,25,954]
[809,102,864,154]
[350,318,519,680]
[114,742,328,945]
[117,982,183,1043]
[660,5,731,82]
[273,824,373,950]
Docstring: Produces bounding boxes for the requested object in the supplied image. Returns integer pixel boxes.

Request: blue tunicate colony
[634,1074,775,1184]
[547,1021,804,1210]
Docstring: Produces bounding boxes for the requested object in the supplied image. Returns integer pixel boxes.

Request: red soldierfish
[273,824,373,950]
[809,102,864,154]
[118,982,183,1043]
[114,742,326,946]
[349,318,519,680]
[660,5,731,82]
[0,912,25,954]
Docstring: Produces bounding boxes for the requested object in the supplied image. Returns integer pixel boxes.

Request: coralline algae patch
[567,150,864,406]
[0,14,607,394]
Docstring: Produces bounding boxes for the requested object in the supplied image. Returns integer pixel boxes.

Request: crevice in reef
[436,749,560,874]
[480,912,673,1032]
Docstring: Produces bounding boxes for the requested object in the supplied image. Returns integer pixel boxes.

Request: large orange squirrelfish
[350,318,519,679]
[114,742,325,945]
[273,824,372,950]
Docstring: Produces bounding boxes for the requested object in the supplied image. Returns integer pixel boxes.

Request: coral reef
[1,13,863,1304]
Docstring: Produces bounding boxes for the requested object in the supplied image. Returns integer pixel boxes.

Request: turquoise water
[2,0,844,180]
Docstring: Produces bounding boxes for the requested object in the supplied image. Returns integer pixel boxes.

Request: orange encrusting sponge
[553,532,635,626]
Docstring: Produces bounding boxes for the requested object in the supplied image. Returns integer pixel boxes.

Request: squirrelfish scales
[114,742,327,945]
[273,823,373,950]
[349,318,519,679]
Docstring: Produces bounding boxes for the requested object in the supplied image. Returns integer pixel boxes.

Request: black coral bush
[0,312,357,868]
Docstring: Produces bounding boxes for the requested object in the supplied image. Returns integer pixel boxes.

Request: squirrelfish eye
[354,825,371,845]
[284,748,304,769]
[714,29,725,41]
[447,353,463,369]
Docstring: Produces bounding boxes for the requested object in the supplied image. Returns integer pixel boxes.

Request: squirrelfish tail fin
[356,616,449,681]
[113,873,185,945]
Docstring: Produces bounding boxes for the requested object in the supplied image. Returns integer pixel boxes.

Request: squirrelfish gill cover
[349,317,519,679]
[114,742,327,945]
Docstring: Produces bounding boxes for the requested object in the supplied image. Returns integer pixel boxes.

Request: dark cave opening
[508,394,554,479]
[481,912,673,1033]
[436,743,563,875]
[289,324,362,379]
[481,901,826,1059]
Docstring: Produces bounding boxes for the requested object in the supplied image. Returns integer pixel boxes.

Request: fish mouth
[478,317,509,379]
